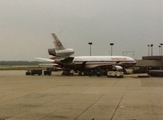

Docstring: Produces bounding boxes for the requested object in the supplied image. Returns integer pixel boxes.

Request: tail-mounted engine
[48,49,56,56]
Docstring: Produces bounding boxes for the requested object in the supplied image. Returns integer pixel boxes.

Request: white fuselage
[72,56,136,68]
[36,55,136,73]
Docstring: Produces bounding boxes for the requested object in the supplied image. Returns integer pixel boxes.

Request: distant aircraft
[48,33,74,58]
[36,55,136,76]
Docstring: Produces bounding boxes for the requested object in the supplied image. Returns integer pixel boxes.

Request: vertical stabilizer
[52,33,65,50]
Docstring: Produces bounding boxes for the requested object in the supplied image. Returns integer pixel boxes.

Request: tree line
[0,61,41,66]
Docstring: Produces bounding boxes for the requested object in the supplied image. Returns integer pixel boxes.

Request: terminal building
[134,56,163,73]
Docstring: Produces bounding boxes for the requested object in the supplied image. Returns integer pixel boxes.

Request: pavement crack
[110,88,127,120]
[75,94,105,120]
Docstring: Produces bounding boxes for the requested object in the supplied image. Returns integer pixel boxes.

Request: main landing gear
[61,70,74,76]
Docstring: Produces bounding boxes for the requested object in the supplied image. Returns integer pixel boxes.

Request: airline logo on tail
[56,40,62,48]
[49,33,74,58]
[52,33,65,50]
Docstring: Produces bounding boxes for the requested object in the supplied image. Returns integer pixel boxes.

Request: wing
[35,57,55,62]
[61,57,74,63]
[39,63,58,66]
[35,57,58,66]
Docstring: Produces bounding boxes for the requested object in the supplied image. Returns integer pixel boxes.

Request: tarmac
[0,70,163,120]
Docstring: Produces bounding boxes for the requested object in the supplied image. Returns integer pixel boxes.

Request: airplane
[48,33,74,58]
[37,33,136,76]
[36,55,136,76]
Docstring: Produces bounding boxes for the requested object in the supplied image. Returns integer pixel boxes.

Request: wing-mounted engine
[58,57,75,68]
[61,57,74,63]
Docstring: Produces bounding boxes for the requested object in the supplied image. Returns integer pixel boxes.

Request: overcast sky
[0,0,163,61]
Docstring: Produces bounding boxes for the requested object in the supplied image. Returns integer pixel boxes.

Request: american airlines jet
[48,33,74,58]
[58,56,136,75]
[36,55,136,76]
[37,33,136,76]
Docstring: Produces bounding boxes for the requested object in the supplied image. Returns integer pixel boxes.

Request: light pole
[160,43,163,56]
[158,45,161,55]
[110,43,114,56]
[88,42,92,56]
[151,44,153,56]
[148,45,150,56]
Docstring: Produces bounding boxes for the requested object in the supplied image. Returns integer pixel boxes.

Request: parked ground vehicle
[148,70,163,77]
[44,70,52,76]
[26,70,42,76]
[107,66,124,78]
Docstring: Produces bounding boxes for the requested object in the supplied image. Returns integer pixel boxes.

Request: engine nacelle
[48,49,56,56]
[48,48,74,58]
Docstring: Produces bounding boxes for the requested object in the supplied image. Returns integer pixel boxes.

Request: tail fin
[52,33,65,50]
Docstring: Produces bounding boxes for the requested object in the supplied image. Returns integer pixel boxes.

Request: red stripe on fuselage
[74,61,136,68]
